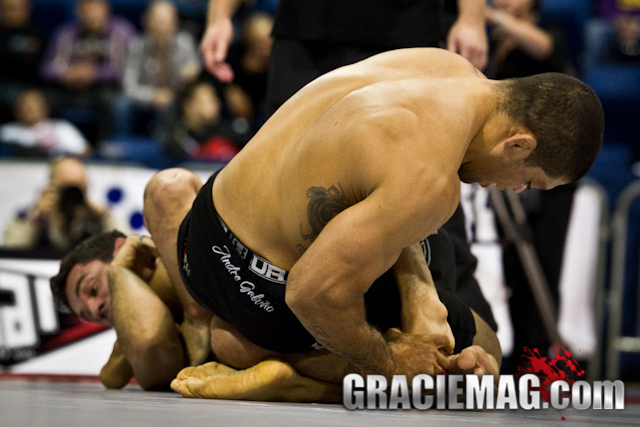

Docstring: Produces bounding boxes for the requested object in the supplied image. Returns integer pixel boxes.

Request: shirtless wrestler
[163,47,602,386]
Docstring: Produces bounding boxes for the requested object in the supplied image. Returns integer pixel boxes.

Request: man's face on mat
[65,259,113,325]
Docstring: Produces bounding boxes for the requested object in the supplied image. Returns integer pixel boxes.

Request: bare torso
[213,48,491,271]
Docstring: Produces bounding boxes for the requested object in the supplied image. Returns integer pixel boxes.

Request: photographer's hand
[30,185,60,224]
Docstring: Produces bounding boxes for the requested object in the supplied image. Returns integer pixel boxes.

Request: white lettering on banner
[0,270,60,361]
[33,277,58,334]
[212,245,275,312]
[342,374,626,410]
[0,272,38,349]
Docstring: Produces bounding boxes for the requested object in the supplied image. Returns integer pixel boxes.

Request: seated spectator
[584,0,640,69]
[485,0,569,79]
[40,0,136,144]
[3,156,125,252]
[0,88,90,157]
[115,0,201,137]
[0,0,44,123]
[160,80,249,163]
[225,12,273,131]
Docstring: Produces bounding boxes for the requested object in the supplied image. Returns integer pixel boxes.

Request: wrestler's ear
[503,133,536,160]
[112,237,126,256]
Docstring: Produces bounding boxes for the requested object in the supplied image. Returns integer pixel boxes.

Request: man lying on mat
[49,227,499,401]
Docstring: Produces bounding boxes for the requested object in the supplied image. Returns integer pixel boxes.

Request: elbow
[126,337,184,391]
[285,276,354,323]
[285,282,312,317]
[99,369,128,390]
[285,279,326,320]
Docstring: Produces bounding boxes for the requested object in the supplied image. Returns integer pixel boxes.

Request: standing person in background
[116,0,201,137]
[40,0,136,144]
[0,88,90,157]
[3,156,124,252]
[0,0,44,123]
[199,0,487,114]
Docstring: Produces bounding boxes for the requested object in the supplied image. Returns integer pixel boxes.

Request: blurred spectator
[584,0,640,69]
[224,12,273,130]
[0,0,44,123]
[485,0,569,79]
[3,156,123,251]
[40,0,136,144]
[115,0,201,137]
[161,79,249,163]
[0,88,90,157]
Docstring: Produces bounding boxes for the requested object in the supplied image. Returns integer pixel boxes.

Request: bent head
[75,0,110,34]
[497,73,604,183]
[50,230,126,325]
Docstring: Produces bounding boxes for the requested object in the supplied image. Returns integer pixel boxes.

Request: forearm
[206,0,243,26]
[40,38,69,82]
[489,11,553,60]
[109,265,186,390]
[287,289,395,377]
[456,0,486,27]
[393,244,454,351]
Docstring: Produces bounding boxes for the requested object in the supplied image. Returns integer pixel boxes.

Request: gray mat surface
[1,380,639,427]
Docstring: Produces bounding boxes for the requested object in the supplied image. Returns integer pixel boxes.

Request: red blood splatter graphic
[517,343,586,402]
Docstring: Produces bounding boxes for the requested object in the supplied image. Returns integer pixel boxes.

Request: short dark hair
[50,229,125,312]
[497,73,604,181]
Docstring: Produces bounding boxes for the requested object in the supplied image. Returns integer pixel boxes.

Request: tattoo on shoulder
[300,184,350,244]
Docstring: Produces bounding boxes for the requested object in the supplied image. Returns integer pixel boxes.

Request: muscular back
[213,48,488,271]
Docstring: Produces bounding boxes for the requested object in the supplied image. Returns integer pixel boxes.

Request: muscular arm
[108,239,187,390]
[393,243,454,353]
[287,181,456,380]
[485,7,554,61]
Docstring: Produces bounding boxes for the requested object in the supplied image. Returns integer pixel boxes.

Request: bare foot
[171,359,342,403]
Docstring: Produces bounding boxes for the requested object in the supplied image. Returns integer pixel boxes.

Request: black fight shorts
[178,170,475,354]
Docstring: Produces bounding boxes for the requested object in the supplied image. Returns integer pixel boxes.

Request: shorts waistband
[216,215,289,285]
